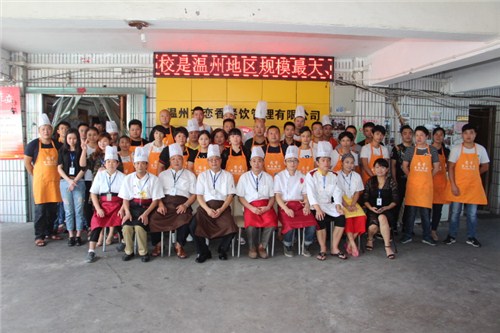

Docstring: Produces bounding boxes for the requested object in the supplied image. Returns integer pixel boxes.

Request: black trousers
[189,215,235,255]
[34,203,58,240]
[150,223,190,247]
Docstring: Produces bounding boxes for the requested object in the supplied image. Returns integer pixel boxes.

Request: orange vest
[33,140,62,204]
[447,144,487,205]
[225,148,248,184]
[405,146,433,209]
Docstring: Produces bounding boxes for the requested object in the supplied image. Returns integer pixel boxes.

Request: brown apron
[195,200,238,239]
[149,195,192,232]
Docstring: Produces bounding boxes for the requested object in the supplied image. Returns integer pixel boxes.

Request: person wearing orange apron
[263,125,286,177]
[188,130,210,176]
[150,109,175,145]
[401,126,440,246]
[236,146,278,259]
[360,125,390,184]
[281,121,301,151]
[24,114,63,246]
[444,124,489,247]
[128,119,148,153]
[331,131,359,173]
[430,127,450,241]
[158,126,191,172]
[297,126,315,174]
[118,136,134,175]
[144,128,166,176]
[221,128,250,184]
[243,118,267,152]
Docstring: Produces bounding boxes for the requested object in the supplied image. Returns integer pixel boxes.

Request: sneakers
[466,237,481,248]
[443,235,456,245]
[302,245,312,257]
[68,237,76,247]
[422,238,437,246]
[283,245,294,258]
[85,251,96,263]
[400,236,413,244]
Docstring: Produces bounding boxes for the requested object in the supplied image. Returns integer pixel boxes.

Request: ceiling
[2,1,500,87]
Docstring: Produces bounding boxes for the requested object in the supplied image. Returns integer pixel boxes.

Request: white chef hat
[250,146,265,160]
[187,119,199,133]
[134,147,149,163]
[255,101,267,119]
[169,143,183,158]
[295,105,306,119]
[38,114,51,128]
[322,115,332,127]
[106,120,119,133]
[104,146,119,161]
[207,144,221,159]
[285,145,299,160]
[223,105,234,115]
[316,141,333,158]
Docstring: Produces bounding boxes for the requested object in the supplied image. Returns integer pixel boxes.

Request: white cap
[207,144,221,159]
[187,119,199,133]
[322,115,332,127]
[223,105,234,115]
[295,105,306,119]
[106,120,119,133]
[285,146,299,160]
[169,143,183,158]
[38,114,51,127]
[134,147,149,163]
[250,146,265,160]
[255,101,267,119]
[104,146,119,161]
[316,141,333,158]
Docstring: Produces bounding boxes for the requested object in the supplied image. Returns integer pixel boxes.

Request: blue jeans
[448,202,478,238]
[60,179,86,231]
[404,205,431,240]
[283,226,316,247]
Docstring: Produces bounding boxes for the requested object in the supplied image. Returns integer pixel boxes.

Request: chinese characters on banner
[154,53,334,81]
[0,87,24,160]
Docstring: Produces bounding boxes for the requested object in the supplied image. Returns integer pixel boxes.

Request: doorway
[468,105,496,209]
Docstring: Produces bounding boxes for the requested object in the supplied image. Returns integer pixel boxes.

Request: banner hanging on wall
[0,86,24,160]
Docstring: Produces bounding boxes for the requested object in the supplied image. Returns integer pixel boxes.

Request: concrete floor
[1,216,499,333]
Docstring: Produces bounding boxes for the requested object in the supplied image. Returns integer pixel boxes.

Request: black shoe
[68,237,76,247]
[122,253,134,261]
[75,237,83,246]
[116,243,125,252]
[141,254,150,262]
[195,252,212,263]
[466,237,481,248]
[218,251,228,260]
[443,235,456,245]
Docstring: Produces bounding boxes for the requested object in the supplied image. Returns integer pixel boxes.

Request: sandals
[331,251,348,260]
[50,235,63,240]
[365,238,374,251]
[35,239,46,247]
[151,244,162,257]
[316,252,327,261]
[344,243,352,255]
[175,243,187,259]
[385,245,396,260]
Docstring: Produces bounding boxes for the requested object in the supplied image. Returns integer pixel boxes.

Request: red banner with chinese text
[0,87,24,160]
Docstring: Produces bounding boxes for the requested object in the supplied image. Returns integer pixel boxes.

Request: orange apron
[193,151,209,176]
[162,126,174,146]
[33,140,62,204]
[361,144,380,184]
[264,145,285,177]
[120,154,134,175]
[147,145,162,176]
[332,149,347,173]
[405,146,433,209]
[225,148,248,184]
[130,141,143,154]
[432,148,449,204]
[182,148,189,169]
[298,148,314,175]
[447,144,487,205]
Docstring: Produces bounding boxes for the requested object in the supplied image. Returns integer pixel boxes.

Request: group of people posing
[24,101,490,264]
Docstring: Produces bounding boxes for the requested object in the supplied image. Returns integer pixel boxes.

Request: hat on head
[295,105,306,119]
[223,105,234,115]
[316,141,333,158]
[250,146,265,160]
[187,119,199,133]
[255,101,267,119]
[285,145,299,160]
[104,146,119,161]
[134,147,149,163]
[322,115,332,127]
[106,120,119,133]
[207,144,221,159]
[38,114,51,128]
[168,143,183,158]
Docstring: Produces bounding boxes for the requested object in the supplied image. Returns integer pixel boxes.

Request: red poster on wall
[0,87,24,160]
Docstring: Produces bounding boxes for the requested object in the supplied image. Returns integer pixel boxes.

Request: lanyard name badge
[319,174,331,203]
[136,174,150,205]
[377,189,383,207]
[69,151,76,176]
[210,170,222,196]
[106,172,117,201]
[170,169,184,196]
[251,172,263,193]
[342,172,352,195]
